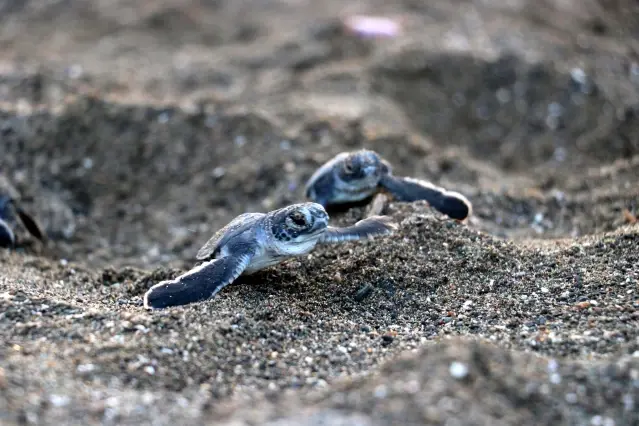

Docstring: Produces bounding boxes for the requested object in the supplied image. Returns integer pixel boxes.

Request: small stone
[354,283,374,302]
[49,394,70,407]
[570,68,587,85]
[404,380,420,394]
[449,361,469,379]
[374,384,388,399]
[381,334,394,346]
[212,167,226,178]
[76,364,95,373]
[284,162,295,173]
[157,112,170,123]
[280,140,292,150]
[565,393,578,404]
[496,88,511,104]
[67,64,84,79]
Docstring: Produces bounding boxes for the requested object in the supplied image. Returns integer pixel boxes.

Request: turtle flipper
[0,218,15,248]
[144,250,254,309]
[319,215,396,244]
[15,206,45,241]
[305,167,336,207]
[379,174,472,221]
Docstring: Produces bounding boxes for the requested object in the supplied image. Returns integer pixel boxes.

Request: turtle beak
[363,164,378,176]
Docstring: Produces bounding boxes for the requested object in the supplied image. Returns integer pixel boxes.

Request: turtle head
[269,203,329,254]
[337,150,385,181]
[335,150,388,194]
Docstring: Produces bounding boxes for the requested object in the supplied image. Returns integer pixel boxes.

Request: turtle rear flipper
[0,218,15,248]
[319,215,397,244]
[144,250,254,309]
[15,206,45,241]
[379,174,472,221]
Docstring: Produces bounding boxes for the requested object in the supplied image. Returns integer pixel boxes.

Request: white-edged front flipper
[0,217,15,247]
[144,249,254,309]
[379,174,472,221]
[318,215,397,244]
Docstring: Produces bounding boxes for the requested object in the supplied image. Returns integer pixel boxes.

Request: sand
[0,1,638,425]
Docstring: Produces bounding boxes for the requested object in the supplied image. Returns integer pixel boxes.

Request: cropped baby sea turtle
[0,175,45,248]
[305,149,472,221]
[144,202,396,309]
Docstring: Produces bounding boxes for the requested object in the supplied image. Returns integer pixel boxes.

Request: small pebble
[373,384,388,399]
[550,373,561,384]
[565,393,578,404]
[449,361,469,379]
[570,68,587,85]
[344,15,401,38]
[381,334,394,345]
[76,364,95,373]
[496,88,511,104]
[67,64,83,79]
[284,162,295,173]
[280,140,292,150]
[354,283,374,302]
[205,115,217,128]
[49,394,71,407]
[212,167,226,178]
[157,112,170,123]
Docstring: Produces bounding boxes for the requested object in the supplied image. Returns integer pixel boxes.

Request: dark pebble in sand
[354,283,374,302]
[381,334,394,346]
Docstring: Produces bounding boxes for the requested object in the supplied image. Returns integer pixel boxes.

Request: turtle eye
[343,161,354,174]
[289,211,307,227]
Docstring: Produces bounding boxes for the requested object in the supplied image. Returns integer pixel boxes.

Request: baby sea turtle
[305,149,472,221]
[0,175,45,248]
[144,202,396,309]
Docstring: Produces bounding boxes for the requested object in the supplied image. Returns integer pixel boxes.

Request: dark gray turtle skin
[0,175,45,248]
[143,202,397,309]
[305,149,473,221]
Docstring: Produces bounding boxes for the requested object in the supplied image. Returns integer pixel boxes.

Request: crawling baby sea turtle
[305,149,472,220]
[0,175,45,248]
[144,202,396,309]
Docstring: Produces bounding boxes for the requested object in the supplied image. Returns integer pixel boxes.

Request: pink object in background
[343,15,402,38]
